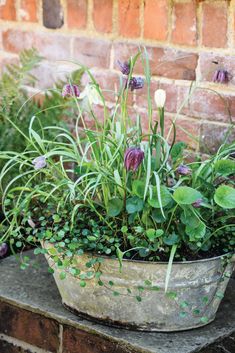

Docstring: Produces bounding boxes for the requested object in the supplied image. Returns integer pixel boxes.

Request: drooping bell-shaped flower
[192,198,203,208]
[0,243,8,257]
[79,83,103,106]
[128,77,144,91]
[117,60,130,75]
[212,69,229,84]
[62,84,80,98]
[154,89,166,108]
[177,164,191,176]
[32,156,47,170]
[124,147,144,172]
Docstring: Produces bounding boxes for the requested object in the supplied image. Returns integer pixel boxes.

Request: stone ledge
[0,250,234,353]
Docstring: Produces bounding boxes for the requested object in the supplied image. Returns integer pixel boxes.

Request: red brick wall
[0,0,234,152]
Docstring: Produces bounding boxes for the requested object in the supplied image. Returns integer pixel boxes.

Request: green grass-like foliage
[0,50,234,275]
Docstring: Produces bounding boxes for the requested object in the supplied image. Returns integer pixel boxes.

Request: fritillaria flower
[154,89,166,109]
[32,156,47,170]
[128,77,144,91]
[0,243,8,257]
[192,199,203,208]
[177,165,191,176]
[212,69,229,84]
[117,60,130,75]
[79,83,103,106]
[62,84,80,98]
[124,147,144,172]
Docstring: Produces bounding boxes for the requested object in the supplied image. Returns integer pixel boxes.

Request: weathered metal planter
[44,243,234,332]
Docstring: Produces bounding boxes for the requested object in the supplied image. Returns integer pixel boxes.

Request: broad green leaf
[170,142,187,161]
[186,221,206,240]
[173,187,202,205]
[126,196,144,214]
[214,185,235,209]
[163,233,179,245]
[107,198,123,217]
[132,180,145,198]
[214,160,235,176]
[148,186,171,208]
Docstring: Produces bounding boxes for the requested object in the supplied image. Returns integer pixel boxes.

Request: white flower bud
[154,89,166,108]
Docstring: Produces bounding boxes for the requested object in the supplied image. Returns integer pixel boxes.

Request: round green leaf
[173,186,202,205]
[126,196,144,214]
[107,198,123,217]
[132,180,145,198]
[214,160,235,176]
[214,185,235,209]
[148,186,172,208]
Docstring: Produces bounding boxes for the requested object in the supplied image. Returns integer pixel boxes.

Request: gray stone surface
[0,251,234,353]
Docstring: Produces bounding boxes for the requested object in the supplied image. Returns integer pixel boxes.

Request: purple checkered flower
[117,60,130,75]
[128,77,144,91]
[124,147,144,172]
[192,198,203,208]
[32,156,47,170]
[212,69,229,84]
[0,243,8,257]
[177,165,191,176]
[62,84,80,98]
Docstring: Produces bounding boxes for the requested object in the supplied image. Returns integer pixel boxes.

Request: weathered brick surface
[0,301,60,352]
[73,37,111,68]
[144,0,168,41]
[0,0,16,20]
[172,1,197,46]
[20,0,38,22]
[118,0,141,38]
[67,0,87,29]
[199,52,235,86]
[178,86,235,123]
[200,123,235,154]
[63,325,131,353]
[202,2,228,48]
[113,43,198,80]
[93,0,113,33]
[2,30,71,61]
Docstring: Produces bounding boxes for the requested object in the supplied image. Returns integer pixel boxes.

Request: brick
[144,0,168,41]
[113,42,198,80]
[73,37,111,68]
[63,325,130,353]
[200,123,235,154]
[0,0,16,20]
[0,301,59,352]
[178,86,235,123]
[20,0,37,22]
[67,0,87,29]
[93,0,113,33]
[172,1,197,46]
[118,0,141,38]
[0,340,31,353]
[199,52,235,86]
[43,0,63,29]
[2,29,71,61]
[202,2,228,48]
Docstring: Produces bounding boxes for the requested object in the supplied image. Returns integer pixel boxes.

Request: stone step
[0,250,234,353]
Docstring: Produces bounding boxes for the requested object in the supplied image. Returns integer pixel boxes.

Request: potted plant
[0,51,234,332]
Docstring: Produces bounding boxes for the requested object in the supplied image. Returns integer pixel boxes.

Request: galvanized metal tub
[44,245,234,332]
